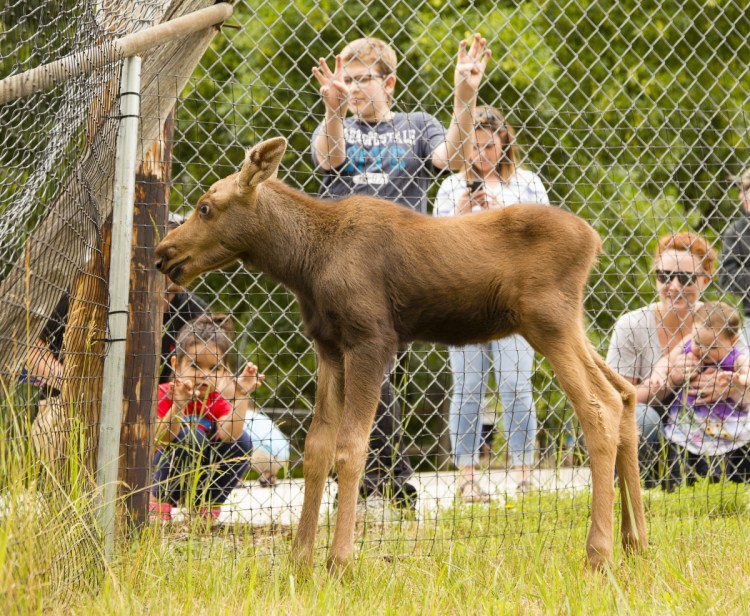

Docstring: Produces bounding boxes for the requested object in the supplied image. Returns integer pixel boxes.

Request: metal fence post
[96,55,141,559]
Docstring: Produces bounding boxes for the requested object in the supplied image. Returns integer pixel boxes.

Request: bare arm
[625,345,696,405]
[731,355,750,408]
[154,379,193,444]
[312,55,349,171]
[215,363,265,442]
[648,345,699,402]
[432,35,490,171]
[622,374,668,407]
[706,353,750,408]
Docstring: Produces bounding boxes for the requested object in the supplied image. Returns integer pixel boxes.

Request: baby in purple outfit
[648,301,750,457]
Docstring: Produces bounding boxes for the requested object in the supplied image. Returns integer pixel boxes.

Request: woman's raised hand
[454,34,491,104]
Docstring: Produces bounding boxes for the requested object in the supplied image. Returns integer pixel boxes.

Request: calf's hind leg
[530,327,621,570]
[292,352,344,570]
[591,350,648,554]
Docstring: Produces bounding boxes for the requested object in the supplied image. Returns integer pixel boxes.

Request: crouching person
[245,408,290,487]
[149,315,263,524]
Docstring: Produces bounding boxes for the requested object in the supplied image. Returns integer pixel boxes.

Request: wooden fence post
[118,113,174,527]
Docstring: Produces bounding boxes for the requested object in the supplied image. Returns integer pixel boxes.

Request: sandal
[459,481,491,504]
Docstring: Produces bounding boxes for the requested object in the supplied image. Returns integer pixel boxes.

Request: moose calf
[155,137,648,572]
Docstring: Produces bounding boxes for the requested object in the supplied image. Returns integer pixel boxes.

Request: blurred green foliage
[6,1,749,461]
[170,0,749,445]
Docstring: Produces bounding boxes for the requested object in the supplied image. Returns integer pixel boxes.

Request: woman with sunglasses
[435,105,550,502]
[606,232,749,489]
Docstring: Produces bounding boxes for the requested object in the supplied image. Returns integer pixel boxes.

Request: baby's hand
[714,371,749,397]
[237,362,265,396]
[669,353,700,387]
[715,371,734,389]
[644,376,665,392]
[730,371,749,389]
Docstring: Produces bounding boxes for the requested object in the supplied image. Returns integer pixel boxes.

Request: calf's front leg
[327,347,390,572]
[292,352,344,570]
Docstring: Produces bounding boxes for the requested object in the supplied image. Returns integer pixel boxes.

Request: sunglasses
[654,269,703,286]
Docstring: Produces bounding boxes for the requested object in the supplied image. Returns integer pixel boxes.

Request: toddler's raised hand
[237,362,265,396]
[171,377,195,409]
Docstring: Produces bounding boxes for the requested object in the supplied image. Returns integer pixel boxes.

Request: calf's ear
[239,137,287,189]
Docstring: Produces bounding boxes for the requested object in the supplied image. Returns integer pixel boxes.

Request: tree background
[169,0,749,450]
[4,0,747,464]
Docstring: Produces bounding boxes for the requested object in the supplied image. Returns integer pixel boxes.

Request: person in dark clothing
[719,167,750,346]
[22,294,69,401]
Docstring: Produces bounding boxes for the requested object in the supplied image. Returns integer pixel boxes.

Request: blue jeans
[449,335,537,468]
[635,403,663,486]
[152,427,252,507]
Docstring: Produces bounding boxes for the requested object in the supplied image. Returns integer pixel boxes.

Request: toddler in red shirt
[149,315,264,524]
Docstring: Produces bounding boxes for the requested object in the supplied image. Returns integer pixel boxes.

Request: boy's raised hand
[312,55,349,116]
[455,34,491,103]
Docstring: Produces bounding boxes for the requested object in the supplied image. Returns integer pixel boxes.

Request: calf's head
[155,137,287,285]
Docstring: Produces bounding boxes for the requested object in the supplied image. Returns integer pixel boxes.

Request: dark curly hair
[174,313,234,362]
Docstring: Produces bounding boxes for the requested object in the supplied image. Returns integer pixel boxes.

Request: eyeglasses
[654,269,703,286]
[343,74,385,86]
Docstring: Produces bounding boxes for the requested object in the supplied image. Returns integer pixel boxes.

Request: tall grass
[3,477,747,614]
[1,390,749,615]
[0,396,105,613]
[77,494,750,615]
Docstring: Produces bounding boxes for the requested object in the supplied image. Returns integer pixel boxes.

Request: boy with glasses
[310,35,490,509]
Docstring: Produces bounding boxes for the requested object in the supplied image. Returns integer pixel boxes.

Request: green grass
[3,475,750,614]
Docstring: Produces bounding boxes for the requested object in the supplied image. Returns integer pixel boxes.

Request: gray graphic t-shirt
[311,112,446,213]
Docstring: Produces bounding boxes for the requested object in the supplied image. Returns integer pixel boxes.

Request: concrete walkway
[173,467,593,527]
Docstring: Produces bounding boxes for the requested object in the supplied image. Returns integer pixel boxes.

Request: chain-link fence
[2,0,750,588]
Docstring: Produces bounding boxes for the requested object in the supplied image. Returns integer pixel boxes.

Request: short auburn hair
[340,37,398,76]
[655,231,717,275]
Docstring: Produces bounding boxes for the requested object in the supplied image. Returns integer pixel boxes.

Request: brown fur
[155,137,647,572]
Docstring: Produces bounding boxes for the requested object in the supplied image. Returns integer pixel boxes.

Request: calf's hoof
[326,552,353,575]
[622,532,649,556]
[290,544,314,577]
[587,546,612,572]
